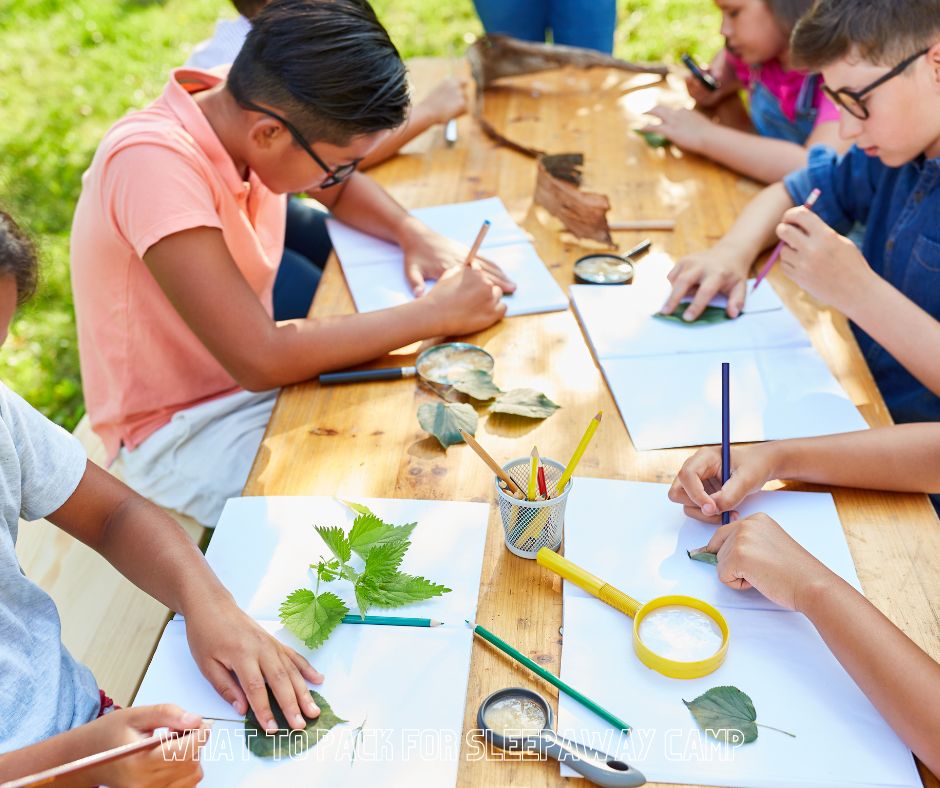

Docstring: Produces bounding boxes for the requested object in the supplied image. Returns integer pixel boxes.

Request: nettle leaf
[490,389,561,419]
[654,304,730,325]
[683,685,795,744]
[450,369,501,401]
[314,558,343,584]
[635,129,670,148]
[688,547,718,566]
[315,525,351,563]
[356,571,451,609]
[363,540,409,580]
[246,688,346,758]
[417,402,478,448]
[348,513,417,559]
[279,589,348,650]
[338,499,374,517]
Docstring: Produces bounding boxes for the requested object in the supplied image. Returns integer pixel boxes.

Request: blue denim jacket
[784,145,940,426]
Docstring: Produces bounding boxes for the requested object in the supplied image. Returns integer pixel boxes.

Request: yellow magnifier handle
[537,548,642,618]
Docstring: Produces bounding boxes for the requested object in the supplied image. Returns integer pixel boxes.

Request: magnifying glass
[573,240,652,285]
[478,687,646,787]
[537,549,729,679]
[318,342,494,386]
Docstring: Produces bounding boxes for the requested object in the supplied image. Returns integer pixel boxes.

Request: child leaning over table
[0,212,325,785]
[642,0,849,183]
[662,0,940,431]
[666,425,940,774]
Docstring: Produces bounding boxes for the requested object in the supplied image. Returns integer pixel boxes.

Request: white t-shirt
[0,383,98,751]
[186,15,252,70]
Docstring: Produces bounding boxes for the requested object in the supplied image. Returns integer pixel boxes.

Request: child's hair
[0,211,38,305]
[764,0,814,36]
[791,0,940,70]
[231,0,269,19]
[227,0,409,147]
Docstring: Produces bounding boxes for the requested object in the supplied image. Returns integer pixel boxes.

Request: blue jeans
[473,0,616,54]
[273,198,331,320]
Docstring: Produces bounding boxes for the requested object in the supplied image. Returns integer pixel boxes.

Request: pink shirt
[71,68,286,463]
[726,50,839,126]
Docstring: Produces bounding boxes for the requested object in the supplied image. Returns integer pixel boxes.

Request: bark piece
[534,154,613,245]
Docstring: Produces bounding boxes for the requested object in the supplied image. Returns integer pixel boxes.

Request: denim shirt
[784,145,940,426]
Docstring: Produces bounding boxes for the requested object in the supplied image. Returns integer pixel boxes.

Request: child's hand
[184,603,324,734]
[85,705,208,787]
[641,106,712,153]
[417,76,469,125]
[703,513,836,612]
[775,206,877,312]
[424,263,508,335]
[660,244,751,321]
[668,444,778,522]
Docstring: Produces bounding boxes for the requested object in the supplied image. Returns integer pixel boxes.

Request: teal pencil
[468,621,631,733]
[342,615,441,627]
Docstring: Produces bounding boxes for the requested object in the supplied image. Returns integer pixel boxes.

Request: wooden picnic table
[243,59,940,787]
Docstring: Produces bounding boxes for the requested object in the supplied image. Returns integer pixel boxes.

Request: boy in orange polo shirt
[71,0,514,527]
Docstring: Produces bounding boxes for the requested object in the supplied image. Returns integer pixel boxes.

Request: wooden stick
[459,429,524,495]
[609,219,676,231]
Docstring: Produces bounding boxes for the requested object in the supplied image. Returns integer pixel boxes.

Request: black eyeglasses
[822,48,928,120]
[237,99,360,188]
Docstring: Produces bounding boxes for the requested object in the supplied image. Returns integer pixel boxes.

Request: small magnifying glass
[573,240,652,285]
[478,687,646,787]
[318,341,494,386]
[538,549,729,679]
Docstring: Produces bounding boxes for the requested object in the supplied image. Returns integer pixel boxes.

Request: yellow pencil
[527,446,539,501]
[555,411,602,494]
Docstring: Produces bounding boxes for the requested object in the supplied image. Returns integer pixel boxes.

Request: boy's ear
[248,116,286,152]
[927,42,940,89]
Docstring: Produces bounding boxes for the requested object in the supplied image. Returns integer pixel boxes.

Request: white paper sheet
[135,620,474,787]
[326,197,568,317]
[554,478,921,788]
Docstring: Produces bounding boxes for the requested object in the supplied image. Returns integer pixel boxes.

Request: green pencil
[467,620,631,733]
[342,615,441,627]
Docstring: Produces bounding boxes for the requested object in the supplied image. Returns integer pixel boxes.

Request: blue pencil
[721,362,730,525]
[341,615,441,627]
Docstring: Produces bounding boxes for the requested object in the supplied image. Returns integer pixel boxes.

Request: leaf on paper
[490,389,561,419]
[338,499,374,517]
[450,369,501,401]
[315,525,351,563]
[653,304,730,325]
[279,588,348,650]
[688,547,718,566]
[355,572,451,610]
[348,512,417,559]
[683,686,764,744]
[417,401,478,448]
[246,688,346,758]
[362,540,409,580]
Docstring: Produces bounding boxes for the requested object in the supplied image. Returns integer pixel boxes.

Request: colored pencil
[721,362,731,526]
[555,411,603,495]
[528,446,539,501]
[459,429,524,496]
[464,219,491,266]
[609,219,676,231]
[467,621,631,733]
[752,188,821,291]
[342,615,441,627]
[537,461,548,498]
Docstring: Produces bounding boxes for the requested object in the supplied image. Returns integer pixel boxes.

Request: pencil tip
[595,411,603,421]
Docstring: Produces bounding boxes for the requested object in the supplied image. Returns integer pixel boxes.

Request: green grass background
[0,0,720,429]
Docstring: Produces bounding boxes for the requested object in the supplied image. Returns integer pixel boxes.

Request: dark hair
[227,0,409,146]
[231,0,269,19]
[0,211,38,305]
[764,0,814,36]
[792,0,940,69]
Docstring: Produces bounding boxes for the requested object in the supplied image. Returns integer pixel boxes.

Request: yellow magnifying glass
[538,548,729,679]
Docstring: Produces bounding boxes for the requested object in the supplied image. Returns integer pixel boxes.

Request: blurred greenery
[0,0,720,430]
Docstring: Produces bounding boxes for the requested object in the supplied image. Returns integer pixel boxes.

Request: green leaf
[338,499,374,517]
[315,525,351,563]
[449,369,501,401]
[417,401,478,448]
[314,558,343,583]
[654,304,731,325]
[634,128,670,148]
[246,687,346,758]
[279,589,348,651]
[348,513,417,559]
[490,389,561,419]
[683,686,761,744]
[363,540,409,580]
[355,571,451,609]
[688,547,718,565]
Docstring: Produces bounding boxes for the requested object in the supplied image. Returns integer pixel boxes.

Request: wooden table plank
[244,58,939,787]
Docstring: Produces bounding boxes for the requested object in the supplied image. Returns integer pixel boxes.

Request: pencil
[537,460,548,498]
[467,621,631,733]
[721,362,730,526]
[458,429,524,496]
[342,615,441,627]
[555,412,603,495]
[464,219,491,266]
[609,219,676,232]
[528,446,539,501]
[752,188,821,291]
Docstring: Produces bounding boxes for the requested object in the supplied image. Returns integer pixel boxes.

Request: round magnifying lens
[574,254,636,285]
[415,342,495,385]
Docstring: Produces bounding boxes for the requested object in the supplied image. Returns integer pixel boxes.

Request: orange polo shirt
[71,68,286,463]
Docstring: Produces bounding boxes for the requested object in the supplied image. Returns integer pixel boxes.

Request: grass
[0,0,720,430]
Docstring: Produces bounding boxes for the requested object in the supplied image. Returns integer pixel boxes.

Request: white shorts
[119,389,278,527]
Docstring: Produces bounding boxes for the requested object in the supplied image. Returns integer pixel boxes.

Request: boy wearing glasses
[70,0,515,528]
[662,0,940,430]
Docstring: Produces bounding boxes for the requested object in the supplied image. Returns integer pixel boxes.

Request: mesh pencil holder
[495,457,572,559]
